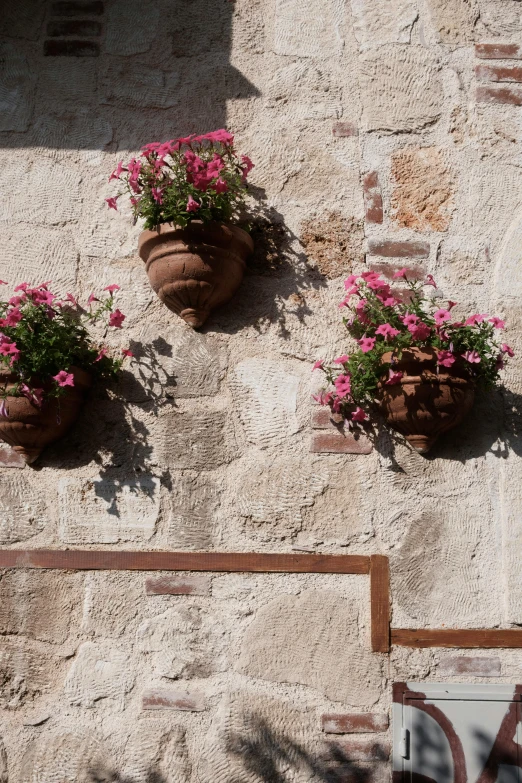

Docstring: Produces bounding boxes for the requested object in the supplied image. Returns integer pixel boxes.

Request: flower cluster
[313,269,513,422]
[0,281,132,412]
[107,129,254,230]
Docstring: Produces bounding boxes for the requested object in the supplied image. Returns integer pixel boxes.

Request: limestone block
[359,45,442,132]
[145,574,211,595]
[20,730,107,783]
[0,226,78,294]
[494,208,522,301]
[239,590,382,705]
[100,63,180,109]
[467,160,522,252]
[0,571,82,644]
[32,113,113,158]
[166,473,218,550]
[163,410,235,470]
[0,473,47,544]
[391,147,455,232]
[351,0,419,46]
[64,641,134,709]
[0,1,46,41]
[82,573,144,638]
[273,0,345,57]
[36,59,97,107]
[0,638,63,709]
[136,324,227,399]
[58,475,160,544]
[477,0,522,36]
[265,61,342,120]
[231,358,300,449]
[122,722,190,783]
[300,213,364,279]
[0,737,5,783]
[105,0,160,55]
[0,43,33,132]
[0,160,81,226]
[426,0,479,42]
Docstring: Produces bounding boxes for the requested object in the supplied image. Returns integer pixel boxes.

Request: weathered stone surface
[0,43,34,132]
[20,729,107,782]
[0,737,5,783]
[437,656,501,676]
[145,574,211,596]
[64,642,134,709]
[426,0,479,42]
[0,226,78,295]
[142,686,206,711]
[265,60,342,120]
[163,410,234,470]
[166,472,218,549]
[105,0,160,55]
[322,713,389,734]
[300,213,364,278]
[391,147,455,232]
[478,2,522,36]
[272,0,344,57]
[82,573,143,638]
[120,722,191,783]
[0,160,81,225]
[231,359,300,449]
[0,474,47,543]
[329,738,390,761]
[58,475,160,543]
[0,638,64,709]
[359,45,442,132]
[0,1,46,41]
[363,171,383,224]
[239,590,382,705]
[351,0,418,46]
[100,63,179,109]
[0,571,82,644]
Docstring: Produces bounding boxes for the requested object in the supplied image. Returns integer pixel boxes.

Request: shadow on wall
[0,0,260,151]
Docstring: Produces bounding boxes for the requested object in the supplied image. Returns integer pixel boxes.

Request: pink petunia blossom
[434,309,451,325]
[345,286,360,296]
[344,275,358,290]
[214,178,228,194]
[20,384,44,407]
[385,370,404,385]
[312,360,324,371]
[425,274,437,288]
[409,322,431,340]
[186,195,200,212]
[151,187,164,204]
[5,308,22,326]
[65,293,78,306]
[361,271,381,282]
[462,350,481,364]
[312,391,333,406]
[109,309,125,328]
[0,341,19,361]
[489,317,505,329]
[53,370,74,387]
[393,267,408,279]
[87,293,99,306]
[358,336,376,353]
[464,313,488,326]
[375,323,400,339]
[0,281,7,286]
[377,293,399,307]
[104,285,120,294]
[8,296,24,307]
[334,374,352,398]
[106,197,119,210]
[122,349,134,357]
[367,278,387,291]
[351,407,368,421]
[95,348,107,362]
[401,313,419,327]
[501,343,515,357]
[108,161,125,181]
[437,349,455,367]
[240,155,254,176]
[14,283,29,292]
[334,355,349,364]
[447,300,458,310]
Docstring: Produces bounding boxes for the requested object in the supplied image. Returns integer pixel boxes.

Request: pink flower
[462,350,481,364]
[20,385,44,407]
[409,322,431,340]
[0,399,8,418]
[367,278,386,291]
[464,313,488,326]
[108,161,125,181]
[122,349,134,357]
[104,285,120,294]
[186,195,200,212]
[312,391,333,406]
[65,293,78,306]
[401,313,419,327]
[53,370,74,387]
[334,374,351,398]
[151,187,164,204]
[14,283,29,292]
[501,343,515,357]
[345,286,360,296]
[312,360,324,371]
[0,341,19,362]
[425,274,437,288]
[87,293,99,306]
[447,300,458,310]
[385,370,404,385]
[8,296,24,307]
[106,197,119,210]
[240,155,254,178]
[377,293,399,307]
[496,355,505,370]
[344,275,358,290]
[5,308,22,326]
[437,350,455,367]
[334,354,349,364]
[393,267,408,279]
[95,348,107,362]
[358,336,376,353]
[214,178,228,194]
[375,323,400,339]
[434,309,451,325]
[351,407,368,422]
[361,271,381,282]
[0,281,7,286]
[489,317,505,329]
[109,309,126,328]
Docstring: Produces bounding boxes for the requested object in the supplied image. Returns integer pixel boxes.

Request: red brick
[311,431,372,454]
[368,261,425,281]
[332,122,358,138]
[47,20,102,36]
[476,85,522,105]
[363,172,384,225]
[51,1,104,15]
[145,574,210,596]
[367,239,430,259]
[43,39,99,56]
[475,64,522,83]
[437,656,501,676]
[330,739,390,762]
[475,43,522,60]
[311,408,344,429]
[0,448,26,469]
[142,687,206,711]
[322,713,389,734]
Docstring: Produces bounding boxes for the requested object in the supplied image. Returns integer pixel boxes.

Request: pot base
[179,307,210,328]
[405,434,437,454]
[11,445,41,465]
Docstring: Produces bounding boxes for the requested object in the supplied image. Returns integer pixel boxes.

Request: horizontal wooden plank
[392,628,522,649]
[0,549,370,574]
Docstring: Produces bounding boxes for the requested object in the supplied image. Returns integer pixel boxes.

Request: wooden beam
[0,549,370,575]
[370,554,390,653]
[391,628,522,649]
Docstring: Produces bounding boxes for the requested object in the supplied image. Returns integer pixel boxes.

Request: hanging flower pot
[313,269,513,453]
[0,366,92,464]
[106,128,255,329]
[138,220,253,328]
[376,347,475,453]
[0,282,132,464]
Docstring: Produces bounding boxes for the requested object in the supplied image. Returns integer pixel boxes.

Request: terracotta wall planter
[377,347,475,453]
[0,366,91,464]
[138,220,254,328]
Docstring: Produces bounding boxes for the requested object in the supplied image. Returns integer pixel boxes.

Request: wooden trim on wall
[370,554,390,653]
[391,628,522,648]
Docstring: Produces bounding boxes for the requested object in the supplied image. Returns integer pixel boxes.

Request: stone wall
[2,0,522,780]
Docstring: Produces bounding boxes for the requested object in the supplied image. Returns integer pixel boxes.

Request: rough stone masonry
[1,0,522,780]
